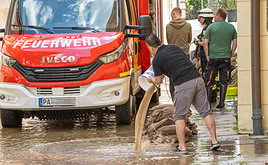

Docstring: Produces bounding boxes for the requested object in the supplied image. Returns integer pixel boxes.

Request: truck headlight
[98,42,126,64]
[0,52,17,67]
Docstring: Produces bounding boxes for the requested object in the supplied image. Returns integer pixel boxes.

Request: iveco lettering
[42,56,76,63]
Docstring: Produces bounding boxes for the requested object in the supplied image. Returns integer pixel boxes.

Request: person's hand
[146,76,153,83]
[193,38,199,45]
[206,56,210,62]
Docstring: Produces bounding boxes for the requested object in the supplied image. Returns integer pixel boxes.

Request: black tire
[115,95,136,125]
[0,109,22,128]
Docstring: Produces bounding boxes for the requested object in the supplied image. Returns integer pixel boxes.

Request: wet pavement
[1,83,268,165]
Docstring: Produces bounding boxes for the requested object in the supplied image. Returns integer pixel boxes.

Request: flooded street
[0,108,184,165]
[1,1,268,164]
[0,85,268,165]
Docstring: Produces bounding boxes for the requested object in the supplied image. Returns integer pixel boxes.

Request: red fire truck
[0,0,162,127]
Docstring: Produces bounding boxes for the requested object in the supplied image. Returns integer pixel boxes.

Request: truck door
[126,0,142,95]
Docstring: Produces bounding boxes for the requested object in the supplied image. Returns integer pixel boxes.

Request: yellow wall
[0,0,10,27]
[237,0,268,133]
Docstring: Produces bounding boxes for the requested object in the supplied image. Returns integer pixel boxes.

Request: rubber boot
[211,89,217,103]
[206,86,213,103]
[216,86,227,108]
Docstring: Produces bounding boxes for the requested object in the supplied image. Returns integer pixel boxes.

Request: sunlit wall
[237,0,268,134]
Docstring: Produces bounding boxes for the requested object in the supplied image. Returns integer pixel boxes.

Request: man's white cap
[198,8,214,18]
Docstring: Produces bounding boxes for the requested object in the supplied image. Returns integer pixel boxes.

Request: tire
[115,95,136,125]
[0,109,22,128]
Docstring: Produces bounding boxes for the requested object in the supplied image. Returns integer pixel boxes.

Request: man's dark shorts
[173,77,211,120]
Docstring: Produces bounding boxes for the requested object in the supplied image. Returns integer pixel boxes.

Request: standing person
[196,8,217,103]
[145,33,220,153]
[203,8,237,108]
[197,8,213,78]
[166,7,192,54]
[166,7,192,100]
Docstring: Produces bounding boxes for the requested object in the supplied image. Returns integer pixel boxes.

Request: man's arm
[189,25,192,44]
[203,38,210,62]
[230,39,237,57]
[166,25,170,44]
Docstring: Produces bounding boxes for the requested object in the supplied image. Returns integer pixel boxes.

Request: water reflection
[0,109,126,164]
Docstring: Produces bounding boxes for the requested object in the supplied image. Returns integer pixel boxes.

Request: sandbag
[157,124,176,135]
[149,104,174,111]
[142,103,198,145]
[147,118,174,134]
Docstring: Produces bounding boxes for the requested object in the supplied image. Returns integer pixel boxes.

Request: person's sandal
[175,145,188,154]
[211,142,221,150]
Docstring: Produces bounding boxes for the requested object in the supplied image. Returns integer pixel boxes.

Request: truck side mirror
[138,16,152,40]
[124,15,152,40]
[0,28,4,41]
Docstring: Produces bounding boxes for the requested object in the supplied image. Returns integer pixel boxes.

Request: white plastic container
[138,65,156,92]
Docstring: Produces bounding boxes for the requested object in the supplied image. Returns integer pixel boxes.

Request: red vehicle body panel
[2,32,124,67]
[0,32,132,87]
[136,0,151,71]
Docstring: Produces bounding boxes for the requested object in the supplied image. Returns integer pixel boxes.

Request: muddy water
[0,109,188,165]
[1,84,268,164]
[135,86,155,151]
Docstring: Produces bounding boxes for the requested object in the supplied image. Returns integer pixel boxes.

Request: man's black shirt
[152,44,200,86]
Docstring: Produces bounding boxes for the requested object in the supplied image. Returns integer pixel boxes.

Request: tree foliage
[186,0,209,13]
[218,0,237,11]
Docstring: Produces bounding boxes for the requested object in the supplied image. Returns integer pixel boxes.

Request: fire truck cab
[0,0,161,128]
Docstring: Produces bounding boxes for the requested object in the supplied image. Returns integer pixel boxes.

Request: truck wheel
[0,109,22,128]
[115,95,136,125]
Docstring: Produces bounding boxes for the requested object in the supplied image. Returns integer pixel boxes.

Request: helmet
[198,8,214,18]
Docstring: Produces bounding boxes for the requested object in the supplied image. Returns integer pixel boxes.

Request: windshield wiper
[11,24,55,34]
[53,27,101,32]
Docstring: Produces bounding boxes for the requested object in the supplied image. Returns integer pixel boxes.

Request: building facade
[237,0,268,134]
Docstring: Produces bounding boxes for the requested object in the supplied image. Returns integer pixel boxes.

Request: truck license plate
[39,97,76,107]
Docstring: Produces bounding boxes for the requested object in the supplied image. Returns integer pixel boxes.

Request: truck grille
[35,86,80,95]
[13,60,103,82]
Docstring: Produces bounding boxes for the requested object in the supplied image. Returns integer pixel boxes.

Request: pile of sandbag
[143,104,198,144]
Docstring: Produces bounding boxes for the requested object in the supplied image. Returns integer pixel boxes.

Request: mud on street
[1,84,268,165]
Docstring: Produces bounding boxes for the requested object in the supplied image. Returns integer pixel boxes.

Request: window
[8,0,120,34]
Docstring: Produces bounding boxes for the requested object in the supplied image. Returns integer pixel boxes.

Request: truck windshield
[9,0,119,34]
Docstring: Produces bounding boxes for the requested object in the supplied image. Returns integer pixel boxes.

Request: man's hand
[198,41,203,46]
[206,56,210,62]
[146,76,154,83]
[147,75,162,87]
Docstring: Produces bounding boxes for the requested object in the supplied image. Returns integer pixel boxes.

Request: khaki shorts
[173,77,211,120]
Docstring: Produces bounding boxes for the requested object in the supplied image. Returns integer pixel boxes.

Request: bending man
[145,33,220,153]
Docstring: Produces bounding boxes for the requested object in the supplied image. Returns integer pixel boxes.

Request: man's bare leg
[204,114,218,144]
[175,119,187,151]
